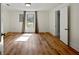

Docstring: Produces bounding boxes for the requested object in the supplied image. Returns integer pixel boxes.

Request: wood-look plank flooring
[4,32,79,55]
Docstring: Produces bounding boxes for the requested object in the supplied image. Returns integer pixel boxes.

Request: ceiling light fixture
[25,3,31,7]
[6,4,10,6]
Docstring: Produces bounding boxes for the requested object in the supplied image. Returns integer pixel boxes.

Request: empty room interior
[0,3,79,55]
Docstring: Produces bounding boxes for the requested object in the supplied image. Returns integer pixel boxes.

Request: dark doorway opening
[55,10,60,38]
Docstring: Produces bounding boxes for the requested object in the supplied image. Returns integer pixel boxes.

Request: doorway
[25,12,35,33]
[55,10,60,38]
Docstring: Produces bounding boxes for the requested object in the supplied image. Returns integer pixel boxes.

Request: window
[27,14,34,27]
[19,14,24,22]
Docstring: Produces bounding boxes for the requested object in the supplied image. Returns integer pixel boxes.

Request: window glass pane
[27,14,34,27]
[19,14,24,22]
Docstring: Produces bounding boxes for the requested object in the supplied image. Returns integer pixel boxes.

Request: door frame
[56,6,70,46]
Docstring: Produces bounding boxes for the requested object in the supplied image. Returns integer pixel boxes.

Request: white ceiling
[2,3,62,11]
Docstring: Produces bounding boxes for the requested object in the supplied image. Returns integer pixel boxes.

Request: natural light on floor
[15,34,32,41]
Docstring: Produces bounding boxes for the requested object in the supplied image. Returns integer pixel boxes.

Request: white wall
[8,11,23,32]
[1,10,23,33]
[38,11,49,32]
[1,10,49,33]
[1,7,10,33]
[69,4,79,51]
[49,9,56,35]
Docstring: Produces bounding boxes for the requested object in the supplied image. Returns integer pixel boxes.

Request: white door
[25,12,35,33]
[60,6,68,45]
[0,3,4,55]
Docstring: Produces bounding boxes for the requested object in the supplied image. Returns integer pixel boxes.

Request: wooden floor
[4,32,79,55]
